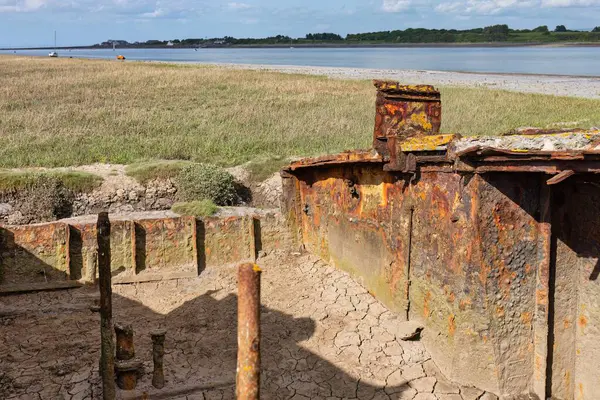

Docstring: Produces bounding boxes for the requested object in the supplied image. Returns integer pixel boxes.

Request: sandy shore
[210,63,600,99]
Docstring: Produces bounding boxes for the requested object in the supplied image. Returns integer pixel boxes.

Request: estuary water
[2,46,600,76]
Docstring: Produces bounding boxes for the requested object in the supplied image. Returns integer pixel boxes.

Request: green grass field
[2,56,600,169]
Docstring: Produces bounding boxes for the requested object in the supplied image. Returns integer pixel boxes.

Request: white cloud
[228,2,251,10]
[0,0,47,12]
[382,0,412,12]
[0,0,212,16]
[140,7,164,18]
[541,0,600,5]
[381,0,600,15]
[434,0,600,14]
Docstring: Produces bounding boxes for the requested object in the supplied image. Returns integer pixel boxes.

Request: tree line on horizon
[95,24,600,48]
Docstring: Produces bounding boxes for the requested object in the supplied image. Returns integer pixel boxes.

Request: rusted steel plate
[204,216,255,268]
[550,178,600,400]
[0,214,267,290]
[286,150,383,171]
[0,222,69,285]
[133,216,196,276]
[287,165,545,397]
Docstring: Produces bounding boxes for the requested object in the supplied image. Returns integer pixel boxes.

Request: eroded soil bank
[0,163,282,225]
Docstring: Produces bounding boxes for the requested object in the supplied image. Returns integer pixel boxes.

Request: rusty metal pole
[115,323,135,361]
[236,263,261,400]
[151,329,167,389]
[98,212,115,400]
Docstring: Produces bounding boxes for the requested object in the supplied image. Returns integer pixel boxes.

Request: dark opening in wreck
[282,81,600,400]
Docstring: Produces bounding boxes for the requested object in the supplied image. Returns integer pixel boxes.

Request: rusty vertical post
[115,323,135,360]
[151,329,167,389]
[236,263,261,400]
[98,212,115,400]
[534,181,552,400]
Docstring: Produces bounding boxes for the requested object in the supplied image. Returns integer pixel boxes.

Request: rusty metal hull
[283,162,599,399]
[0,213,285,291]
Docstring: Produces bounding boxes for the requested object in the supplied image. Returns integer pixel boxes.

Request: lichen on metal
[399,134,458,152]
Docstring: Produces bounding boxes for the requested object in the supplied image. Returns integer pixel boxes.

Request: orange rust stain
[579,314,588,328]
[448,292,456,303]
[520,312,533,325]
[525,263,532,275]
[459,297,472,311]
[423,291,431,318]
[564,319,571,329]
[448,314,456,336]
[536,289,548,306]
[482,335,488,344]
[205,247,212,256]
[578,383,584,400]
[496,306,505,318]
[564,370,571,391]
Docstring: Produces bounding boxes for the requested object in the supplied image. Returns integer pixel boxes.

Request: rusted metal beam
[151,329,167,389]
[547,170,575,185]
[115,323,135,361]
[98,212,115,400]
[236,263,262,400]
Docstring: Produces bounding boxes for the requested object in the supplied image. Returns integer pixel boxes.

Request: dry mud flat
[210,63,600,99]
[0,251,496,400]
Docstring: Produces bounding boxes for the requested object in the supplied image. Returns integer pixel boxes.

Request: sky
[0,0,598,47]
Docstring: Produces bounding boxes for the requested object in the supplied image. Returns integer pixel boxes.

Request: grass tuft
[0,170,102,192]
[171,199,218,217]
[125,160,193,183]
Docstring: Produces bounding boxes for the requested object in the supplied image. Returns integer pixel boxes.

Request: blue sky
[0,0,598,47]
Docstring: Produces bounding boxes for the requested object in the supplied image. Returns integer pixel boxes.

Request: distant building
[166,41,174,46]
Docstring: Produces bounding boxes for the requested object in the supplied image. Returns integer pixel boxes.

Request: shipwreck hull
[282,81,600,399]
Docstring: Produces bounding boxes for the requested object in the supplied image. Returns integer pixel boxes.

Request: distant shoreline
[3,41,600,51]
[198,62,600,99]
[3,53,599,98]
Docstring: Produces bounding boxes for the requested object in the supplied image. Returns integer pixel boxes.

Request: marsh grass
[171,200,218,217]
[2,56,600,168]
[0,170,102,192]
[125,160,193,183]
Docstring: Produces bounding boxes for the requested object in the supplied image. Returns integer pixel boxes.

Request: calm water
[3,47,600,76]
